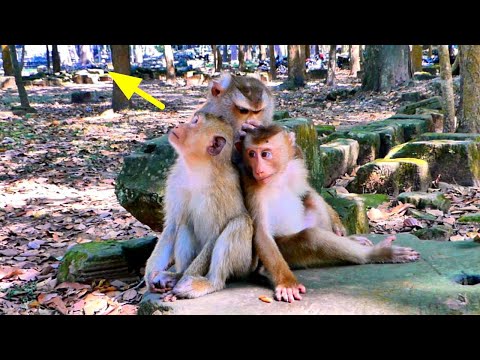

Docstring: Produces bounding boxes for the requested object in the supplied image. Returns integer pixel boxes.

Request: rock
[413,226,453,241]
[458,213,480,223]
[32,79,47,86]
[315,125,336,137]
[307,69,328,80]
[416,132,480,142]
[429,76,461,95]
[71,91,93,104]
[321,189,369,235]
[57,236,158,283]
[115,135,176,231]
[48,78,63,86]
[138,233,480,315]
[321,138,359,187]
[273,110,290,121]
[347,158,431,196]
[397,191,451,212]
[73,74,84,84]
[422,66,439,75]
[326,87,359,101]
[275,117,312,128]
[385,140,480,186]
[98,75,112,82]
[413,73,437,81]
[414,109,444,132]
[408,208,438,221]
[397,96,442,115]
[400,92,424,103]
[0,76,16,89]
[382,118,433,142]
[327,130,380,165]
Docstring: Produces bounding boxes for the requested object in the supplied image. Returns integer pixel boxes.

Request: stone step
[321,138,359,187]
[396,96,442,115]
[138,233,480,315]
[347,158,431,196]
[385,139,480,187]
[397,191,451,212]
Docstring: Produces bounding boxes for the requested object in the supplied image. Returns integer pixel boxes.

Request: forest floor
[1,70,479,315]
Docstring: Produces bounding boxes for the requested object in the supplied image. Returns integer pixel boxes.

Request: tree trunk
[78,45,93,66]
[164,45,176,83]
[52,45,61,73]
[362,45,412,92]
[314,45,320,55]
[349,45,360,76]
[288,45,305,87]
[111,45,131,112]
[305,45,310,60]
[275,45,282,57]
[19,45,26,72]
[359,45,364,66]
[211,45,217,69]
[2,45,14,76]
[438,45,456,132]
[269,45,276,80]
[230,45,238,61]
[8,45,32,110]
[46,45,50,73]
[451,53,460,75]
[326,45,336,86]
[134,45,143,64]
[216,46,222,72]
[238,45,245,71]
[428,45,433,57]
[457,45,480,133]
[412,45,423,73]
[222,45,228,62]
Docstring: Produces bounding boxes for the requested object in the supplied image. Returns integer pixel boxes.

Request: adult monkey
[144,111,254,299]
[239,124,420,303]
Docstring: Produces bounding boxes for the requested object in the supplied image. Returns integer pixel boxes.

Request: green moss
[458,213,480,223]
[413,226,453,241]
[417,133,480,142]
[276,118,313,129]
[57,247,90,282]
[296,123,324,192]
[398,191,451,212]
[315,125,336,136]
[357,194,390,208]
[273,110,290,121]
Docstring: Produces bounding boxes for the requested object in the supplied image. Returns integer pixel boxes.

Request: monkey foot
[349,235,374,247]
[146,270,181,293]
[172,275,218,299]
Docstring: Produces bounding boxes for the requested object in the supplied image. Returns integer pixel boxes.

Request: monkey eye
[191,115,199,124]
[252,110,262,115]
[248,150,256,158]
[237,107,249,114]
[261,151,272,159]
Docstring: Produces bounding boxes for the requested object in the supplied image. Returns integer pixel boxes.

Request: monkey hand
[275,282,306,303]
[172,275,217,299]
[145,270,181,293]
[238,119,264,139]
[332,222,347,237]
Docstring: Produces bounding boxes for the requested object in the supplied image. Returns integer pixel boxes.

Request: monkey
[198,72,274,134]
[144,111,254,300]
[238,124,420,303]
[198,72,349,237]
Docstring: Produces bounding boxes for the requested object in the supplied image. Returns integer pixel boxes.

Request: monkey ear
[288,131,296,145]
[234,140,243,154]
[211,72,232,97]
[207,136,227,156]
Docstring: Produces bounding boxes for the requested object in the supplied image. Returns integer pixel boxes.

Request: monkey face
[169,112,231,162]
[244,132,290,185]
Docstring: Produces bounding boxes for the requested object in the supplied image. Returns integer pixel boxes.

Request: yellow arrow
[109,72,165,110]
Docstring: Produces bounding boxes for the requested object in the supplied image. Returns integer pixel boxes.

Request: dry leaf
[425,209,444,217]
[47,297,69,315]
[38,293,59,304]
[18,268,40,281]
[83,294,108,315]
[55,282,91,291]
[122,289,137,301]
[0,249,20,257]
[0,266,23,280]
[367,208,389,221]
[443,217,456,225]
[403,217,422,228]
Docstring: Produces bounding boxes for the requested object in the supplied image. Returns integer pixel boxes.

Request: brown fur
[144,111,254,300]
[240,127,420,303]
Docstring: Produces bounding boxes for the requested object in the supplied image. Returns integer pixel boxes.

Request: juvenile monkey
[199,72,274,133]
[144,111,254,299]
[239,124,420,303]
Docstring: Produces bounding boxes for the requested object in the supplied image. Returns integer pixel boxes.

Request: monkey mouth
[257,174,274,184]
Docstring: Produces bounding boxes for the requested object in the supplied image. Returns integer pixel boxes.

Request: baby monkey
[144,111,254,300]
[238,124,420,303]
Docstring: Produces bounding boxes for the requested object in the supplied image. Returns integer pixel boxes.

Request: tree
[288,45,306,87]
[52,45,61,73]
[362,45,412,92]
[2,45,14,76]
[77,45,93,66]
[326,45,336,86]
[259,45,267,61]
[133,45,143,64]
[46,45,51,73]
[269,45,276,80]
[111,45,131,112]
[305,45,310,60]
[211,45,217,70]
[8,45,34,112]
[164,45,176,83]
[216,46,222,72]
[19,46,26,72]
[457,45,480,133]
[222,45,228,62]
[238,45,245,71]
[438,45,456,133]
[230,45,238,61]
[349,45,360,77]
[412,45,423,73]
